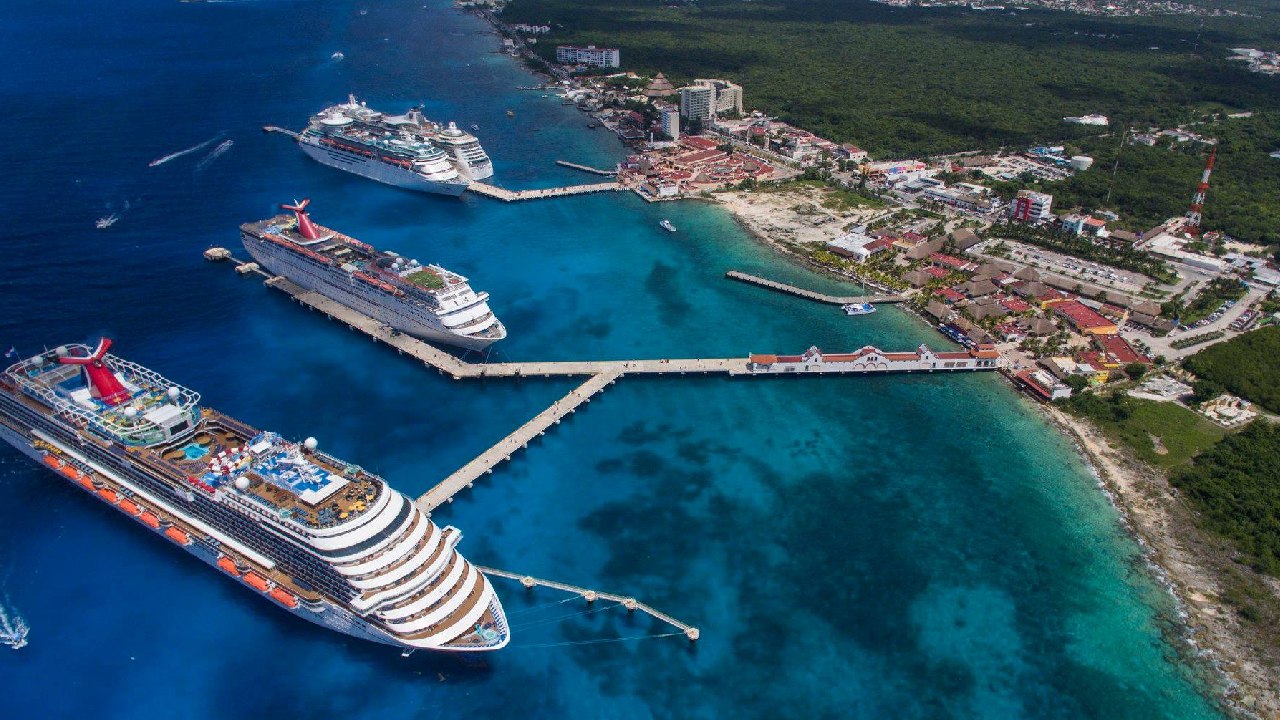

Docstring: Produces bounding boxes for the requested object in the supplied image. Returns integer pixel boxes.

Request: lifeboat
[77,475,95,490]
[269,587,299,609]
[42,454,63,470]
[97,488,119,504]
[118,499,141,516]
[216,556,241,577]
[243,572,270,592]
[163,526,191,545]
[138,512,161,529]
[58,464,80,480]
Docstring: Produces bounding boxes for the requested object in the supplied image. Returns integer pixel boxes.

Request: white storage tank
[1070,155,1094,170]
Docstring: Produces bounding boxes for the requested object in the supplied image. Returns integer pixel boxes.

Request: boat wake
[148,135,222,168]
[195,139,235,172]
[0,598,28,650]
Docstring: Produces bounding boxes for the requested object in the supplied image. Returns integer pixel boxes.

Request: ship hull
[298,141,469,197]
[242,233,504,351]
[0,422,417,649]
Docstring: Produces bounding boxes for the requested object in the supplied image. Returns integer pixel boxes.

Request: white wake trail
[148,134,222,167]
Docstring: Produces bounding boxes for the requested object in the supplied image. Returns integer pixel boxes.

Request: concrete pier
[725,270,904,305]
[416,370,622,512]
[468,181,622,202]
[476,565,700,641]
[554,160,617,176]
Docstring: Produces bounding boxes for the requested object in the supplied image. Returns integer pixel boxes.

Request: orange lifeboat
[97,488,119,504]
[42,454,63,470]
[138,512,161,529]
[269,587,299,608]
[118,499,141,516]
[78,475,95,490]
[58,464,79,479]
[243,572,270,592]
[163,526,190,545]
[216,556,241,577]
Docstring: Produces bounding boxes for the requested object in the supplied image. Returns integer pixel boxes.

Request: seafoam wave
[149,135,222,167]
[194,139,235,172]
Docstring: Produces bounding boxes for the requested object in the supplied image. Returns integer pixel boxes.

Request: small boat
[505,110,515,118]
[842,301,876,316]
[331,51,345,61]
[95,214,118,229]
[470,123,480,132]
[587,122,597,129]
[659,219,676,233]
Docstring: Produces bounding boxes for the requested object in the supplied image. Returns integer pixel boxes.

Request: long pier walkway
[476,565,700,641]
[416,370,622,512]
[267,276,748,379]
[725,270,904,304]
[468,181,621,202]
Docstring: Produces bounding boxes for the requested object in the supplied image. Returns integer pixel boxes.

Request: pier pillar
[521,576,536,589]
[685,628,700,642]
[623,598,638,612]
[583,590,598,604]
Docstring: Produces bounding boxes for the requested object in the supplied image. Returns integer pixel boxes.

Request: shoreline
[1041,405,1280,718]
[465,12,1277,716]
[712,189,1279,719]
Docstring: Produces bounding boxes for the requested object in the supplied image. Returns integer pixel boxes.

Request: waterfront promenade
[725,271,904,305]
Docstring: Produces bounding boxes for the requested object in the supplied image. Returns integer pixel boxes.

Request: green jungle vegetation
[1184,326,1280,413]
[1032,112,1280,245]
[1062,392,1226,469]
[1174,421,1280,576]
[502,0,1280,243]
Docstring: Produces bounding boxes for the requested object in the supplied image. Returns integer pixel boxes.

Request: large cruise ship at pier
[242,200,506,351]
[295,96,492,194]
[0,339,509,652]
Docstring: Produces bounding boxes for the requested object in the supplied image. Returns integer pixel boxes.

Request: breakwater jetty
[725,270,904,304]
[476,566,700,641]
[468,181,622,202]
[555,160,617,176]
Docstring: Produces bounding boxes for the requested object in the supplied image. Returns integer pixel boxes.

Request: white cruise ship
[296,96,493,192]
[241,200,506,351]
[0,339,509,652]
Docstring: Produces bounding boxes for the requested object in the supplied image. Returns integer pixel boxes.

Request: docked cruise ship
[0,339,509,652]
[296,96,492,194]
[242,200,506,351]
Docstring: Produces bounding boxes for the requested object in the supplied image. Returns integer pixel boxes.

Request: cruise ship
[296,96,492,194]
[0,339,509,652]
[242,200,506,351]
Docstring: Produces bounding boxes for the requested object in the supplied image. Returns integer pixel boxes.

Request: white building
[678,78,743,121]
[1010,189,1053,223]
[555,45,620,68]
[660,107,680,141]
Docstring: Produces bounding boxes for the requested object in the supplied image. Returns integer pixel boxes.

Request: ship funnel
[58,337,131,406]
[280,198,321,240]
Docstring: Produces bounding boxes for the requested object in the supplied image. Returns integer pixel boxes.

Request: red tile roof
[936,288,966,303]
[1096,335,1151,364]
[1000,297,1032,312]
[925,266,950,279]
[1053,300,1115,330]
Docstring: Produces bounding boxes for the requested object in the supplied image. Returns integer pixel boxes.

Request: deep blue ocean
[0,1,1228,718]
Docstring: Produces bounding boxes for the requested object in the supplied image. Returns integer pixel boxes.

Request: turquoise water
[0,0,1225,717]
